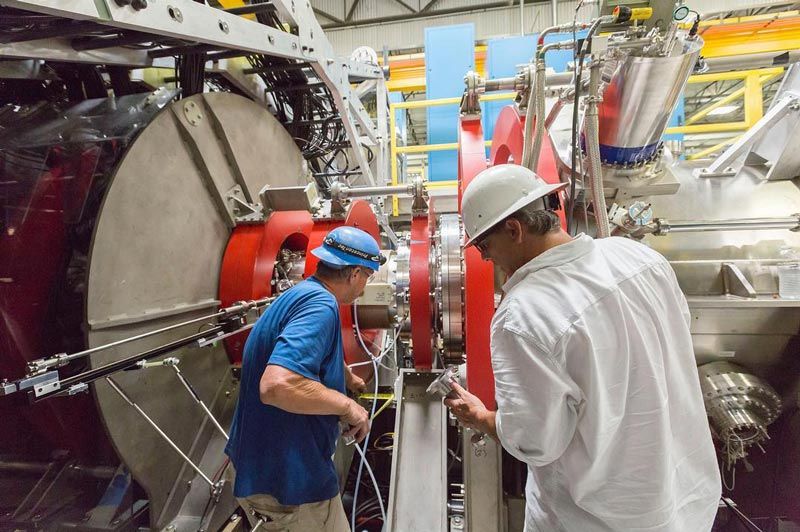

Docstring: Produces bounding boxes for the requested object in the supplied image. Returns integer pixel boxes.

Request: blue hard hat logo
[311,226,385,271]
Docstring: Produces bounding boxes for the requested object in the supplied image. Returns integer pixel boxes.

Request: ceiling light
[707,105,739,116]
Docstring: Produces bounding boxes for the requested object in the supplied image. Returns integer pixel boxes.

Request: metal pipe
[655,216,800,235]
[484,76,517,92]
[520,66,537,170]
[33,327,223,402]
[105,377,216,489]
[551,0,558,26]
[172,365,229,440]
[343,184,414,197]
[536,21,590,51]
[527,41,573,172]
[27,298,271,375]
[585,59,610,238]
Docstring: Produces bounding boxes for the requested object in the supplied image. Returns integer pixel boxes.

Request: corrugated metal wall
[316,0,792,54]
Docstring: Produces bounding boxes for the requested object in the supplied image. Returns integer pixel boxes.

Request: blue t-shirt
[225,277,345,505]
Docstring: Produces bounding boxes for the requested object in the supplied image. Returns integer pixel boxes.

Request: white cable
[353,440,387,526]
[351,301,380,532]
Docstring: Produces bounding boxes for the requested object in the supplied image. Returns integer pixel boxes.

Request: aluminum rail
[25,298,271,376]
[655,216,800,235]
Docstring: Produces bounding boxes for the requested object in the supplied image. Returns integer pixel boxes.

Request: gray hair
[505,203,560,236]
[315,261,357,281]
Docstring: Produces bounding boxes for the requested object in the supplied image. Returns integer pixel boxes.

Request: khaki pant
[238,493,350,532]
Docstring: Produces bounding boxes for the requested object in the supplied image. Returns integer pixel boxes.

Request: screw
[268,35,275,44]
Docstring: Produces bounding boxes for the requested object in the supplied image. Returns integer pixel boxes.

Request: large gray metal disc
[85,93,305,530]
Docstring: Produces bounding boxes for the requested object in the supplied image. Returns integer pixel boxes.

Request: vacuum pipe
[655,216,800,235]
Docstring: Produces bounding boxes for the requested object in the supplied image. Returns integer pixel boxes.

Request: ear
[506,218,524,242]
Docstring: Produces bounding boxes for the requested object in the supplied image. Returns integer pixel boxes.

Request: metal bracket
[410,177,429,215]
[13,370,61,398]
[259,182,321,218]
[722,263,757,299]
[460,71,484,116]
[226,185,263,223]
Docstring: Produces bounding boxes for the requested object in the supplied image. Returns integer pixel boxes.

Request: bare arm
[260,364,370,440]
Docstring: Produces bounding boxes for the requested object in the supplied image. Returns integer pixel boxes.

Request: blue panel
[484,35,537,142]
[425,24,475,182]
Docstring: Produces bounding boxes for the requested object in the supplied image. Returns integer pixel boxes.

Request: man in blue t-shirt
[226,226,385,531]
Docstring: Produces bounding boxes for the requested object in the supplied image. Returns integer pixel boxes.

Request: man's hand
[341,399,370,443]
[443,381,497,439]
[346,371,368,395]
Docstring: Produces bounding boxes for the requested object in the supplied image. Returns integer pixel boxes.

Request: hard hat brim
[311,246,379,271]
[464,181,569,247]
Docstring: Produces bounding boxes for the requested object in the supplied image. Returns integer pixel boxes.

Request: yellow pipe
[687,67,784,84]
[744,72,764,126]
[393,97,461,110]
[693,11,799,28]
[666,121,750,134]
[390,105,399,216]
[686,134,743,161]
[425,180,459,189]
[685,73,779,125]
[396,143,459,154]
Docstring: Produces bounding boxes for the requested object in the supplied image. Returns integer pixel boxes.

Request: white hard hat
[462,164,568,247]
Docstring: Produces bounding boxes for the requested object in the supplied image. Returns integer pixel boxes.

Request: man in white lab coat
[444,164,721,531]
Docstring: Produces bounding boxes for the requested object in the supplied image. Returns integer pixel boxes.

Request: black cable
[566,44,586,235]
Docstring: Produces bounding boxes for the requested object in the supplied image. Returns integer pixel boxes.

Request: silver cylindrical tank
[595,34,703,166]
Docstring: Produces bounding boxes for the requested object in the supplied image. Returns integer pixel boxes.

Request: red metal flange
[219,211,314,363]
[220,200,382,370]
[409,215,433,369]
[458,116,496,407]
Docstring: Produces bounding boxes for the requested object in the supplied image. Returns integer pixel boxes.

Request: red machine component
[458,116,495,406]
[303,201,382,374]
[219,211,314,363]
[218,200,381,372]
[409,215,433,369]
[458,106,565,406]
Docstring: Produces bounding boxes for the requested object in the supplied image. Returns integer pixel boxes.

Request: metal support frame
[105,377,223,496]
[0,0,396,239]
[697,96,799,177]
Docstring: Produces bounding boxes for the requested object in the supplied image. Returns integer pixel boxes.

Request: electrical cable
[352,442,387,526]
[349,304,405,530]
[370,395,394,421]
[566,4,585,235]
[351,353,378,532]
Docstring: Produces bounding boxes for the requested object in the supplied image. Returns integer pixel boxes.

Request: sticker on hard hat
[324,237,387,265]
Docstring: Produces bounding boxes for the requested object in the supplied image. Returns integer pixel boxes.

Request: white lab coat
[491,234,721,532]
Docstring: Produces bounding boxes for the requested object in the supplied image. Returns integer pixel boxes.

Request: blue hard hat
[311,226,385,271]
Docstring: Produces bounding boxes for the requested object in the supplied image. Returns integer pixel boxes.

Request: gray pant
[238,493,350,532]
